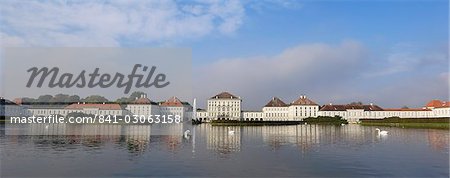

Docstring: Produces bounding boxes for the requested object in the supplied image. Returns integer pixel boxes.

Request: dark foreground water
[1,124,448,177]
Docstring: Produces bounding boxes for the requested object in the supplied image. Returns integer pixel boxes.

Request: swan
[375,128,388,136]
[227,127,235,135]
[184,130,191,139]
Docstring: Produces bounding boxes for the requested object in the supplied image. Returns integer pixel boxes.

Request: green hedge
[303,116,348,124]
[360,117,449,123]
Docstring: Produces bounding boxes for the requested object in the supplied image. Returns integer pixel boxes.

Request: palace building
[2,92,449,123]
[198,92,320,121]
[318,100,450,123]
[207,92,242,121]
[196,91,449,122]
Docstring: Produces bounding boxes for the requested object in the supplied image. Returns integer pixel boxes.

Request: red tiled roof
[320,104,383,111]
[291,95,317,105]
[65,103,122,110]
[426,100,444,108]
[134,97,151,104]
[210,92,239,99]
[443,102,450,108]
[425,100,450,108]
[160,96,183,107]
[264,97,288,107]
[384,108,431,111]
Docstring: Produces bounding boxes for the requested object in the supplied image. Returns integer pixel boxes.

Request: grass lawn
[361,122,449,129]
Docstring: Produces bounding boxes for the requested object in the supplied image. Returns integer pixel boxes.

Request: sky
[0,0,448,109]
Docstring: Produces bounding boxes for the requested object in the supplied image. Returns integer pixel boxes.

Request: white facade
[432,107,450,118]
[159,96,193,121]
[28,108,68,116]
[318,102,450,123]
[288,105,319,120]
[263,107,289,121]
[262,95,319,121]
[207,92,242,120]
[196,110,209,121]
[242,111,264,121]
[65,103,124,116]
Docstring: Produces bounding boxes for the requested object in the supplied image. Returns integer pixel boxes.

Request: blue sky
[0,0,448,109]
[188,1,447,64]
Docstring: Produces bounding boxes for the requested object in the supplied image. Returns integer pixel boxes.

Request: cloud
[364,43,447,77]
[0,0,245,47]
[193,40,368,109]
[193,41,449,109]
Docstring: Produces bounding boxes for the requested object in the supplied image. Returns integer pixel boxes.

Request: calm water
[1,124,449,177]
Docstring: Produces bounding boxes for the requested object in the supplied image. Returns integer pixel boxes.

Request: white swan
[184,130,191,139]
[375,128,388,136]
[227,127,235,135]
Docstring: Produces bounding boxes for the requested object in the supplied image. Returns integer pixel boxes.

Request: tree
[401,106,409,109]
[349,101,363,105]
[129,91,146,100]
[22,97,37,103]
[68,95,81,103]
[37,95,53,103]
[51,94,70,103]
[82,95,109,103]
[115,91,146,104]
[116,97,131,104]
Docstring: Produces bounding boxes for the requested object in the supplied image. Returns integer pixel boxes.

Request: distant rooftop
[425,100,450,108]
[320,103,383,111]
[160,96,184,107]
[291,95,318,106]
[210,92,239,100]
[65,103,122,110]
[264,97,288,107]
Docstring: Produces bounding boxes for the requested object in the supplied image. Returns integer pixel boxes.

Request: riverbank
[210,120,303,126]
[360,117,449,129]
[304,116,348,125]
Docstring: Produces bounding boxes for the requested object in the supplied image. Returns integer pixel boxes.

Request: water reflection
[2,124,449,154]
[207,126,241,154]
[1,124,448,177]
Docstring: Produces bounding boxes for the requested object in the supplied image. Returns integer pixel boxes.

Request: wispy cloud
[193,40,448,109]
[364,43,447,77]
[194,40,368,109]
[0,0,246,46]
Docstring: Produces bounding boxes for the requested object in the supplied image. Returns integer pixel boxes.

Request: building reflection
[207,126,241,154]
[4,123,449,158]
[261,125,319,151]
[260,124,377,152]
[427,129,449,151]
[123,125,151,154]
